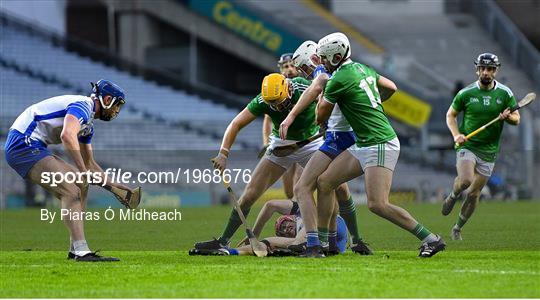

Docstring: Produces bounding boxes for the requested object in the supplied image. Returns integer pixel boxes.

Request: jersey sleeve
[451,92,465,112]
[66,101,93,125]
[246,94,266,117]
[78,126,94,144]
[323,77,342,104]
[291,77,311,94]
[366,64,380,81]
[506,90,517,108]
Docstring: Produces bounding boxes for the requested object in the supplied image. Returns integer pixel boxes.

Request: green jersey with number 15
[451,80,517,162]
[324,61,396,147]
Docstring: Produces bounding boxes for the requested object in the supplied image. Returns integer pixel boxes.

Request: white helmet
[317,32,351,67]
[292,40,318,78]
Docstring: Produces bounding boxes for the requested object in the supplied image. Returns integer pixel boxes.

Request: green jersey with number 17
[451,80,517,162]
[324,61,396,147]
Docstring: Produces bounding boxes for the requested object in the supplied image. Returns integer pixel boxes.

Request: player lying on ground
[261,52,301,200]
[442,53,520,240]
[279,39,370,257]
[190,199,348,256]
[193,73,324,251]
[313,33,446,257]
[5,79,138,262]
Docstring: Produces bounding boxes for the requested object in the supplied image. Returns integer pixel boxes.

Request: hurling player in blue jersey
[5,79,134,262]
[191,199,349,256]
[279,39,372,257]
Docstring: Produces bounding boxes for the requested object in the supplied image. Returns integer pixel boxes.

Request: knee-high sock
[339,197,362,243]
[219,208,250,244]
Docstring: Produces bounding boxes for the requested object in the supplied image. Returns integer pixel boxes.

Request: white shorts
[265,135,324,169]
[456,148,495,177]
[348,137,400,171]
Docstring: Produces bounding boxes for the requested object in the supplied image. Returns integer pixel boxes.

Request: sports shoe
[188,248,230,256]
[68,252,120,262]
[287,242,306,254]
[441,193,459,216]
[298,245,325,258]
[418,235,446,258]
[194,237,228,250]
[351,240,373,255]
[268,248,295,257]
[322,245,340,256]
[451,227,463,240]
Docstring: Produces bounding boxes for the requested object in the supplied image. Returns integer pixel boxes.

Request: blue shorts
[319,131,356,159]
[5,130,52,178]
[336,215,349,253]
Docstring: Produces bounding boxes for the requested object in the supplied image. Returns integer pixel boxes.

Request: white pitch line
[453,269,539,275]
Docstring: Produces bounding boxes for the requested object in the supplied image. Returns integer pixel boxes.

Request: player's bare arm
[252,200,294,238]
[61,114,87,172]
[262,115,272,146]
[79,143,130,190]
[280,73,329,139]
[212,108,257,172]
[377,75,398,101]
[316,96,335,125]
[446,106,465,145]
[237,200,294,246]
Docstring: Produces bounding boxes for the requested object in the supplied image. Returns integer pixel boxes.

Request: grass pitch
[1,201,539,297]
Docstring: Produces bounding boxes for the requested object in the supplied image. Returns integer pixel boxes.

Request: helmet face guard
[269,97,293,112]
[296,63,315,79]
[91,79,126,110]
[293,40,318,79]
[275,215,297,238]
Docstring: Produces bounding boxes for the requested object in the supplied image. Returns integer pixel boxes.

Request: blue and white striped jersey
[10,95,95,145]
[313,65,351,132]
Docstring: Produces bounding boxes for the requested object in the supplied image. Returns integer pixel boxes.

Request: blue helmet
[91,79,126,109]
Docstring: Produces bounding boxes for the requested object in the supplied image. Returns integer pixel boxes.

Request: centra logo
[212,1,282,52]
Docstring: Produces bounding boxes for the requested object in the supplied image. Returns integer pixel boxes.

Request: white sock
[422,233,438,243]
[72,240,91,256]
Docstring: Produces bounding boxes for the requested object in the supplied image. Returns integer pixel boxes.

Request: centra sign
[189,0,303,54]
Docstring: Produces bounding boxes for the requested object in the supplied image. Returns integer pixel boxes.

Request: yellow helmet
[261,73,289,106]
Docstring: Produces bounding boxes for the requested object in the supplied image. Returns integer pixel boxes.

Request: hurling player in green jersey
[443,53,519,240]
[315,33,445,258]
[261,53,302,201]
[279,38,371,257]
[193,73,324,252]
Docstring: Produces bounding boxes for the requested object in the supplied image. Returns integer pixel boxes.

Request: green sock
[339,197,362,243]
[218,208,250,244]
[410,223,433,241]
[455,213,468,229]
[318,227,329,246]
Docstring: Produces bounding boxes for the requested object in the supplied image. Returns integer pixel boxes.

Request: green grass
[1,201,539,297]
